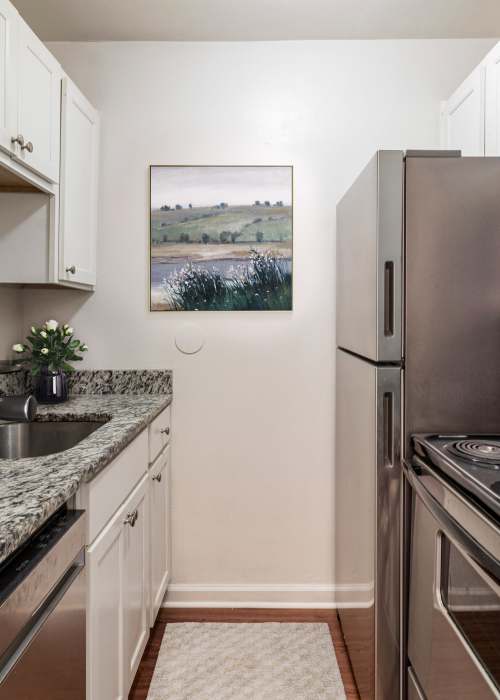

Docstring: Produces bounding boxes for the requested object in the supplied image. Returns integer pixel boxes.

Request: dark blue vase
[35,369,68,404]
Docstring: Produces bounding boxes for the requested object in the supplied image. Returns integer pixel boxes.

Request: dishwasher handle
[0,551,84,685]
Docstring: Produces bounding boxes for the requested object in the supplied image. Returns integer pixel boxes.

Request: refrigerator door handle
[384,261,395,337]
[377,368,401,472]
[383,391,394,467]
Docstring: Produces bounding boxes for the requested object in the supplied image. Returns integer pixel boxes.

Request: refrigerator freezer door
[405,156,500,443]
[336,151,404,363]
[335,349,401,700]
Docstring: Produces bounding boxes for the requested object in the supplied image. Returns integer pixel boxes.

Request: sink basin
[0,420,106,459]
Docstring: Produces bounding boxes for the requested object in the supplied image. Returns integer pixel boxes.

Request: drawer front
[149,405,171,463]
[82,430,148,544]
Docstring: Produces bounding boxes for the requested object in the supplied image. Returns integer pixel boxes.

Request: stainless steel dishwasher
[0,508,86,699]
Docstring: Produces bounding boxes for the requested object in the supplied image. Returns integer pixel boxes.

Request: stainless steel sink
[0,420,106,459]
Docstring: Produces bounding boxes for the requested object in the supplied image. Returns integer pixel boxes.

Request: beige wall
[0,287,22,360]
[21,39,493,605]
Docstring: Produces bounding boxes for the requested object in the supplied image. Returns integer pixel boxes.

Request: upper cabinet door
[14,17,61,182]
[59,77,99,287]
[442,66,485,156]
[0,0,17,155]
[485,43,500,156]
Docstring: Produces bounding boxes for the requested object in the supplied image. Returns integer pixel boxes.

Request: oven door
[406,459,500,700]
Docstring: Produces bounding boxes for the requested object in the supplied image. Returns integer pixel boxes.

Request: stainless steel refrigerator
[335,150,500,700]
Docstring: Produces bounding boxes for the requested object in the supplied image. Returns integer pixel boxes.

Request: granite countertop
[0,370,172,566]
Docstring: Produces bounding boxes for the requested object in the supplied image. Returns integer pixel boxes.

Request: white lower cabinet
[149,445,171,626]
[87,474,149,700]
[83,416,172,700]
[87,509,124,700]
[122,476,149,691]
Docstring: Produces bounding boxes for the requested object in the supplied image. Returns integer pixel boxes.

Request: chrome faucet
[0,395,37,422]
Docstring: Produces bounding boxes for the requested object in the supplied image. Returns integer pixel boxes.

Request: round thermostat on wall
[174,322,205,355]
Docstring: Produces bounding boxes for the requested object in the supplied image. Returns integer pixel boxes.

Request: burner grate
[447,440,500,468]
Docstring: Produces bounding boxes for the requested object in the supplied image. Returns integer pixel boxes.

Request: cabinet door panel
[485,43,500,156]
[149,445,171,626]
[122,475,149,694]
[15,17,61,182]
[443,66,485,156]
[0,0,16,154]
[87,516,124,700]
[59,77,99,286]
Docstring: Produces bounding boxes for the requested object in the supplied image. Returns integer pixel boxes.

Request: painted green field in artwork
[151,204,292,246]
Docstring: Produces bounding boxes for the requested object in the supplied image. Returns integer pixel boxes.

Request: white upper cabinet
[0,0,99,290]
[14,16,61,182]
[441,65,485,156]
[59,77,99,286]
[441,41,500,158]
[485,43,500,156]
[0,0,17,155]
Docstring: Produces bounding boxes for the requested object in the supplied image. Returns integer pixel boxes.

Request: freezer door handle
[384,261,395,337]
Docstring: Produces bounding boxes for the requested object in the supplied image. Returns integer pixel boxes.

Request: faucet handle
[24,395,37,421]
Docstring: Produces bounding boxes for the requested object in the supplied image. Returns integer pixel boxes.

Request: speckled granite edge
[16,369,173,397]
[0,370,25,397]
[68,369,173,395]
[23,369,173,396]
[0,385,172,565]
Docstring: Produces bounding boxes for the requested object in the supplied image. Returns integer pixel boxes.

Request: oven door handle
[404,458,500,584]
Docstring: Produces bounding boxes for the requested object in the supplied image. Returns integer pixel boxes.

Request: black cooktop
[412,434,500,519]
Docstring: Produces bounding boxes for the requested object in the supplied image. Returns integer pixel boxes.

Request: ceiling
[11,0,500,42]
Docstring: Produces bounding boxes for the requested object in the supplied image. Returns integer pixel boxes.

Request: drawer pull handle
[153,473,162,483]
[124,509,138,527]
[11,134,25,147]
[21,141,33,153]
[160,427,170,436]
[65,265,76,275]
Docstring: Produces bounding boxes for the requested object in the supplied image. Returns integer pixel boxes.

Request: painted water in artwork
[150,166,293,311]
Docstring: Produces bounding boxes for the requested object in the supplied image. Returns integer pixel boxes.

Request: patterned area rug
[147,622,347,699]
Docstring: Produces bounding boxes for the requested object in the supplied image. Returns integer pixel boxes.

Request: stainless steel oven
[405,457,500,699]
[0,508,86,699]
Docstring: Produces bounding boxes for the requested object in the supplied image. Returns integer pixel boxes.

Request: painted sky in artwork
[151,166,292,209]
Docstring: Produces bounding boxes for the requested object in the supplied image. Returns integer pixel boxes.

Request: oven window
[441,536,500,691]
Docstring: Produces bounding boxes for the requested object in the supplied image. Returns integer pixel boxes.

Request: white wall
[0,287,22,360]
[22,39,493,605]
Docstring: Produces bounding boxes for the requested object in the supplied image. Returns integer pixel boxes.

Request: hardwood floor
[129,608,360,699]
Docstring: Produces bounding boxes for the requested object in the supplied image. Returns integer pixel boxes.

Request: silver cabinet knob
[11,134,25,147]
[65,265,76,274]
[124,509,138,527]
[21,141,33,153]
[160,427,170,435]
[152,473,162,483]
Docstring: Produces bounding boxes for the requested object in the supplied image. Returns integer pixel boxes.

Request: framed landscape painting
[149,165,293,311]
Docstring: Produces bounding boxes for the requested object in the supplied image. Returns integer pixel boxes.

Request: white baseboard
[163,583,373,609]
